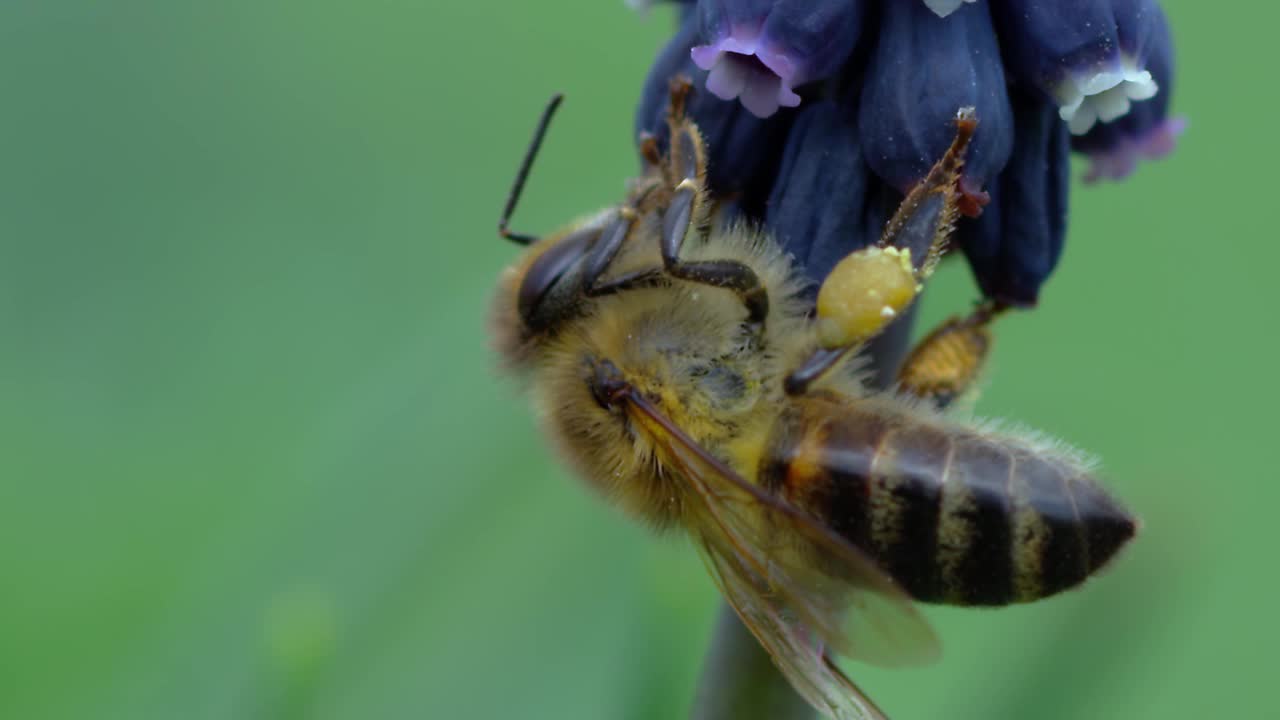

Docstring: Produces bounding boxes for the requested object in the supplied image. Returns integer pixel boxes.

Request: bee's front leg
[581,177,666,298]
[657,77,770,328]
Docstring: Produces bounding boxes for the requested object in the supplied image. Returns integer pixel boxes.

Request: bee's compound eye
[517,229,593,329]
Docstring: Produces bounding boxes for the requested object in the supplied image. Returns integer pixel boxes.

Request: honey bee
[490,80,1137,720]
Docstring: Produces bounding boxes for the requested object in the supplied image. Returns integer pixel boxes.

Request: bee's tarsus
[970,298,1010,325]
[638,131,662,169]
[666,75,694,123]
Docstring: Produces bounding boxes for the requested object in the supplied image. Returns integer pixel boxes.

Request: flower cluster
[632,0,1181,306]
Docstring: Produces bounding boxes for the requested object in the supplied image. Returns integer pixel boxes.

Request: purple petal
[690,1,867,117]
[1082,116,1186,183]
[691,32,802,118]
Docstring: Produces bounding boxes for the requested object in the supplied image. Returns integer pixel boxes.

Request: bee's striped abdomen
[759,396,1137,606]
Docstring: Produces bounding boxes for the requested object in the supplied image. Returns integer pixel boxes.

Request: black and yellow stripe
[759,396,1135,607]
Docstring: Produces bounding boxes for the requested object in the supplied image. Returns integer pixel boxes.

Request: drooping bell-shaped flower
[690,0,869,118]
[765,99,873,282]
[629,0,1181,307]
[858,0,1012,215]
[956,91,1071,306]
[1071,7,1183,182]
[636,13,795,211]
[992,0,1163,136]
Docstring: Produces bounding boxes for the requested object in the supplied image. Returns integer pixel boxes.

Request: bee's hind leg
[785,108,980,396]
[897,301,1006,410]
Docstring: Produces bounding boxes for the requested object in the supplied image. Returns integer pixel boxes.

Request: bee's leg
[878,107,978,277]
[585,267,666,297]
[665,75,696,144]
[785,109,979,396]
[897,301,1007,409]
[579,207,637,295]
[660,182,770,326]
[658,81,770,327]
[580,178,664,298]
[498,93,565,246]
[638,131,663,172]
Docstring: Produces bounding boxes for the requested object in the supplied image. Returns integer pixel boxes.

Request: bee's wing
[627,394,937,716]
[698,529,890,720]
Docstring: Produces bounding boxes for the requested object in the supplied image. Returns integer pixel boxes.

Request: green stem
[689,604,815,720]
[687,307,918,720]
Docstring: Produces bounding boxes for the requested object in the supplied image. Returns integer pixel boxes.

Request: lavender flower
[690,1,867,118]
[635,14,795,214]
[634,0,1180,305]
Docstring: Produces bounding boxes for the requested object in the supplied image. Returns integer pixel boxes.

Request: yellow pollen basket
[815,246,918,349]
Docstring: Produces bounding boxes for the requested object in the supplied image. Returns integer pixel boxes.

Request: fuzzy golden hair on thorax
[523,224,813,528]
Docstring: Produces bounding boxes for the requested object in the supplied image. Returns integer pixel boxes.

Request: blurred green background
[1,1,1269,718]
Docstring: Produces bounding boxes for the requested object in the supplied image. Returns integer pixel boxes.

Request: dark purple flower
[992,0,1163,135]
[956,91,1070,307]
[690,1,868,118]
[631,0,1180,304]
[921,0,976,17]
[1071,7,1183,182]
[857,0,1011,213]
[765,99,872,283]
[635,14,795,214]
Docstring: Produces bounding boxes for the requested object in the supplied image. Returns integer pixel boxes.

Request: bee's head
[491,92,611,368]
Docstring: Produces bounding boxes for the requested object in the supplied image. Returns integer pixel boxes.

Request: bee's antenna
[498,93,565,246]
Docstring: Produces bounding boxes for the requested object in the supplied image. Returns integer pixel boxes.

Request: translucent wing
[699,531,889,720]
[625,394,939,720]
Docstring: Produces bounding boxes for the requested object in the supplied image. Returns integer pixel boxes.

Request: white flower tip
[1124,71,1158,101]
[1057,61,1162,135]
[922,0,978,18]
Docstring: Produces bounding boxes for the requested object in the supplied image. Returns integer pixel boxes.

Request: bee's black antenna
[498,93,565,246]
